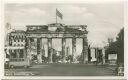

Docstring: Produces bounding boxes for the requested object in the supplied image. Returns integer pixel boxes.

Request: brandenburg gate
[26,23,88,63]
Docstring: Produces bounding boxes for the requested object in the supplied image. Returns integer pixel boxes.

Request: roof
[65,27,86,33]
[11,30,26,33]
[26,23,88,34]
[26,25,47,27]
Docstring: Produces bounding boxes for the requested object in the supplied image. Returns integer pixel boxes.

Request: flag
[56,9,63,19]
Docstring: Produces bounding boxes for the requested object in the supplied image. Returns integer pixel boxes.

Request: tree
[52,53,58,62]
[66,55,73,63]
[105,28,124,65]
[116,28,124,65]
[42,55,48,63]
[31,54,37,61]
[76,55,83,63]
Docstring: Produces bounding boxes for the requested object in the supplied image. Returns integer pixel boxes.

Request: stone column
[37,38,42,63]
[62,38,66,63]
[37,38,41,54]
[102,48,105,64]
[83,37,88,63]
[17,49,20,58]
[24,48,26,58]
[48,38,52,63]
[72,37,76,62]
[26,37,30,59]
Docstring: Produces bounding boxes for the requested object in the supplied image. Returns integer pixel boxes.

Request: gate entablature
[26,23,88,38]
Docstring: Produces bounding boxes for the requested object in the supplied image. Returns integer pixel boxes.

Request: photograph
[4,1,124,76]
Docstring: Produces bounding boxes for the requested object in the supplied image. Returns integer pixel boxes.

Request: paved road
[5,64,115,76]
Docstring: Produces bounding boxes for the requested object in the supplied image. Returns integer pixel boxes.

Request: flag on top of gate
[56,9,63,19]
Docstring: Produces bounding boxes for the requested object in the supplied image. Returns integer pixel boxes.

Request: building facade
[89,47,105,64]
[26,23,88,63]
[5,30,26,62]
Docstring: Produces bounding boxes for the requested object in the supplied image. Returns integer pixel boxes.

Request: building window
[22,35,24,39]
[14,44,16,46]
[21,44,23,46]
[12,50,17,58]
[21,38,24,42]
[17,44,20,46]
[18,39,19,42]
[19,49,24,58]
[14,38,16,42]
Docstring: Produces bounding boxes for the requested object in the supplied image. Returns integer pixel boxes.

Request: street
[5,64,116,76]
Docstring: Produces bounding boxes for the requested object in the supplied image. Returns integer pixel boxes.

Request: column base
[83,61,88,64]
[37,54,43,63]
[49,61,53,63]
[62,60,66,63]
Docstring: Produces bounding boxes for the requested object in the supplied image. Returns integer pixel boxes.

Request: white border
[124,0,128,79]
[0,0,127,79]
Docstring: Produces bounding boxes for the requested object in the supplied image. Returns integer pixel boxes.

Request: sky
[4,2,124,55]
